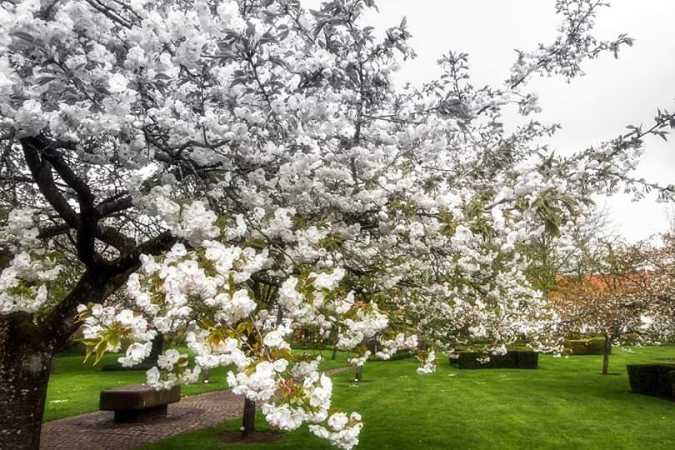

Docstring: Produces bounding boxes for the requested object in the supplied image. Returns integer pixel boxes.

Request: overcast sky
[302,0,675,241]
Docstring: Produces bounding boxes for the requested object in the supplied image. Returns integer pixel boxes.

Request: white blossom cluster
[347,351,371,369]
[309,412,364,450]
[0,208,62,314]
[374,334,419,360]
[2,0,671,448]
[0,251,61,314]
[79,203,365,448]
[416,351,437,375]
[337,306,389,351]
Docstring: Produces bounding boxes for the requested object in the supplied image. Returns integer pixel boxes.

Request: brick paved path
[41,368,348,450]
[41,389,244,450]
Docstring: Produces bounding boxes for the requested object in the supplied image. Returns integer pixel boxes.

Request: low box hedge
[626,364,675,399]
[516,350,539,369]
[454,350,538,370]
[386,350,416,361]
[563,337,609,355]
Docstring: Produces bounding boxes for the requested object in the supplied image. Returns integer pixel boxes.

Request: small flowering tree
[551,238,675,375]
[391,245,565,362]
[1,1,674,449]
[646,234,675,342]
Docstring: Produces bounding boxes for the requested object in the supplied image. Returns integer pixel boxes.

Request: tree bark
[355,365,363,382]
[241,398,256,438]
[0,249,173,449]
[330,324,338,360]
[601,335,611,375]
[146,333,164,366]
[0,318,53,450]
[0,136,179,450]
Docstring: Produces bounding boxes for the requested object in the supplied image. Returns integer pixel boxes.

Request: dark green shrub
[385,350,415,361]
[456,350,538,369]
[517,351,539,369]
[667,371,675,392]
[564,337,609,355]
[456,352,482,369]
[626,364,675,399]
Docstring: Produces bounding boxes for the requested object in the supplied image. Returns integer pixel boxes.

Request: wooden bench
[100,384,181,423]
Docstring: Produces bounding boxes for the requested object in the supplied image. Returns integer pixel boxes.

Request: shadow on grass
[220,431,283,444]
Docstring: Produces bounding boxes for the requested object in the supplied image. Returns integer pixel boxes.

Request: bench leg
[114,405,168,423]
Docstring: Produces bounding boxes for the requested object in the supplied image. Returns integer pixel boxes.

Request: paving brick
[41,390,243,450]
[41,367,348,450]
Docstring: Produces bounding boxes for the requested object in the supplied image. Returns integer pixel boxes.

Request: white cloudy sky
[302,0,675,241]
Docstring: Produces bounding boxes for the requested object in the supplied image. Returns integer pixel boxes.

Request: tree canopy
[1,1,674,449]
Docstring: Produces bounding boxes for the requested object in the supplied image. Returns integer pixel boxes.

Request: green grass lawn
[45,348,350,421]
[139,345,675,450]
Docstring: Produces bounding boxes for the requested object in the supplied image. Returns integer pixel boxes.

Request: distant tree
[523,206,616,296]
[644,233,675,343]
[667,206,675,235]
[551,239,674,375]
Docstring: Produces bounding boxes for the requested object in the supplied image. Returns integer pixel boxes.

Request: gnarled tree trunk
[0,269,150,449]
[0,317,53,450]
[0,137,179,450]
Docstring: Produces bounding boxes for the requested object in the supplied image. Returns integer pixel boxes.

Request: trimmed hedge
[384,350,416,361]
[564,337,610,355]
[453,350,539,370]
[626,364,675,399]
[516,351,539,369]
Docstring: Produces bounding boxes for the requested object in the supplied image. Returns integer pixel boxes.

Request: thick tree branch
[21,137,79,228]
[41,231,177,348]
[96,193,133,217]
[21,136,136,263]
